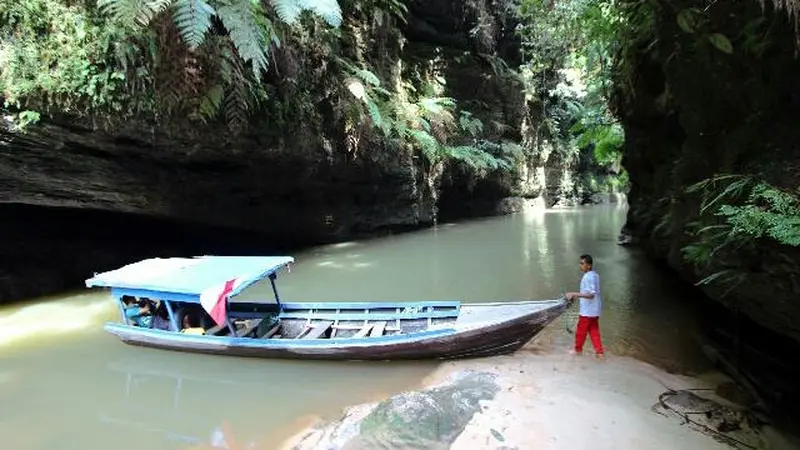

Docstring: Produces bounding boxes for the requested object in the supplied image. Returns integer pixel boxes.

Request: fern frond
[271,0,343,27]
[97,0,137,27]
[98,0,174,28]
[173,0,215,49]
[218,39,237,84]
[213,37,251,132]
[142,0,174,25]
[364,96,392,136]
[364,97,383,127]
[406,129,442,162]
[271,0,305,23]
[299,0,342,27]
[443,145,514,171]
[197,84,225,121]
[417,117,431,133]
[355,68,381,87]
[217,0,270,76]
[224,70,250,133]
[458,111,483,137]
[418,96,456,125]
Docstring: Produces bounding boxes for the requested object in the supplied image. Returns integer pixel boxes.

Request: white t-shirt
[579,270,602,317]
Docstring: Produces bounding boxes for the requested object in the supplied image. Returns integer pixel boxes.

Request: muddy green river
[0,205,718,449]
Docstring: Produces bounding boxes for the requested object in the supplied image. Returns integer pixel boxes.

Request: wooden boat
[86,256,567,361]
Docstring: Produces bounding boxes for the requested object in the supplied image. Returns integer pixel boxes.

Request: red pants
[574,315,604,354]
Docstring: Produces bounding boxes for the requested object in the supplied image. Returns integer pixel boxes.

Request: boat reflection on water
[97,350,438,450]
[99,358,262,449]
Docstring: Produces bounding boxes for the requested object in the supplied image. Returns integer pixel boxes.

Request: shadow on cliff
[0,202,314,304]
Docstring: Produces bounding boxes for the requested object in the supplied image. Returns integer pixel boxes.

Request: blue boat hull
[103,300,567,361]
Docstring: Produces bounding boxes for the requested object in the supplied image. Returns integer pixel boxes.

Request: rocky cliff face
[614,0,800,406]
[0,0,603,303]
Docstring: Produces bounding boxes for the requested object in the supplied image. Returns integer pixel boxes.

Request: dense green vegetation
[0,0,627,185]
[610,0,800,290]
[518,0,624,169]
[0,0,521,172]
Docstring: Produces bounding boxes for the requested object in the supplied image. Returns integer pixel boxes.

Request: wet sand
[443,352,734,450]
[280,326,798,450]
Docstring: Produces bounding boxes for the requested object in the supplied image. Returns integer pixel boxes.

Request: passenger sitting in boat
[181,312,206,335]
[123,297,154,328]
[150,300,172,331]
[124,298,172,330]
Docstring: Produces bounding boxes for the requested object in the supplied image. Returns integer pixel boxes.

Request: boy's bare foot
[595,353,605,361]
[569,350,582,356]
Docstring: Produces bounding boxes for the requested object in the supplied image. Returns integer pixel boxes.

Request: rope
[561,292,577,334]
[655,388,757,449]
[563,305,574,334]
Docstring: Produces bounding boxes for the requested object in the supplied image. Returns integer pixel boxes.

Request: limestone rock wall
[614,0,800,343]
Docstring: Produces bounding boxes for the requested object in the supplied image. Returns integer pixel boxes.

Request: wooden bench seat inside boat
[352,323,373,338]
[236,319,263,338]
[298,321,333,339]
[259,323,282,339]
[370,321,387,337]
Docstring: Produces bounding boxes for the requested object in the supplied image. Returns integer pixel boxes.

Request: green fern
[355,68,381,87]
[224,71,250,131]
[364,96,392,136]
[98,0,174,28]
[418,97,456,121]
[458,110,484,138]
[98,0,341,79]
[173,0,215,49]
[217,0,271,76]
[334,58,514,173]
[217,39,251,129]
[197,84,225,121]
[270,0,304,23]
[405,128,441,161]
[271,0,342,27]
[337,58,383,87]
[681,174,800,291]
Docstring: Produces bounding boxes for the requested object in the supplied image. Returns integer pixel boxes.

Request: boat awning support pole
[117,295,130,325]
[269,273,283,311]
[163,300,179,332]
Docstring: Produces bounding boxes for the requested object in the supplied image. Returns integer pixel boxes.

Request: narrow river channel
[0,204,720,449]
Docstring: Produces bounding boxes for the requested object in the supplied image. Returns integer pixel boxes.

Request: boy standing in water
[565,254,605,359]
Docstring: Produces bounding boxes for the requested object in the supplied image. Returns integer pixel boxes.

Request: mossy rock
[344,371,499,449]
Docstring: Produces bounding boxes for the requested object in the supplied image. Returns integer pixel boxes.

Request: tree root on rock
[652,388,768,449]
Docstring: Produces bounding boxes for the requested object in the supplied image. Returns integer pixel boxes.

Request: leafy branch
[339,61,516,172]
[681,174,800,289]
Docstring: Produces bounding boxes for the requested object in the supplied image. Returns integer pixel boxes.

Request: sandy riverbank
[279,329,797,450]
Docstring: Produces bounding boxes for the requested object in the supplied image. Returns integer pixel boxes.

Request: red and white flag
[200,278,245,325]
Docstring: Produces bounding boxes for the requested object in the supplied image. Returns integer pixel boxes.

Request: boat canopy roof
[85,256,294,302]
